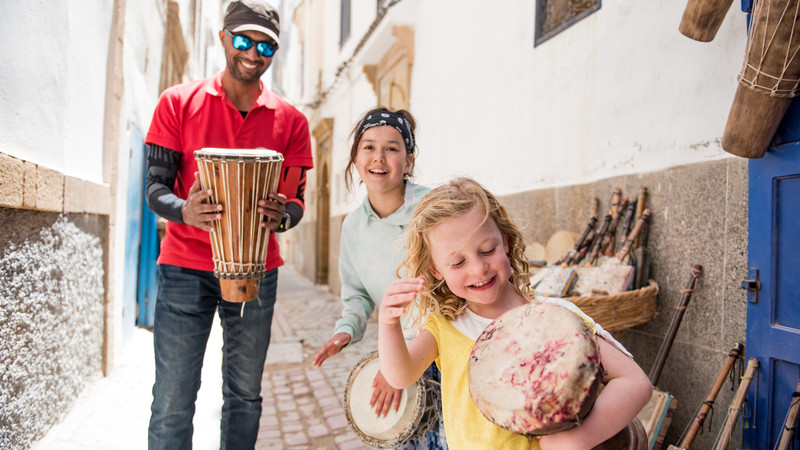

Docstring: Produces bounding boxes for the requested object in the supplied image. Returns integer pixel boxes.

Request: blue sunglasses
[224,29,278,58]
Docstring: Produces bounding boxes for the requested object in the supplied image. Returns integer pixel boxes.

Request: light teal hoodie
[333,182,430,344]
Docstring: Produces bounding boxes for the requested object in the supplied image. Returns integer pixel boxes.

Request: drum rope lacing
[739,0,800,97]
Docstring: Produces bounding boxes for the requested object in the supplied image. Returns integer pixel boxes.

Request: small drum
[344,351,441,448]
[469,301,648,449]
[468,301,603,436]
[194,148,283,302]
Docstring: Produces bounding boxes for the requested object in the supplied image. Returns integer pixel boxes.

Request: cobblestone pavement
[34,266,375,449]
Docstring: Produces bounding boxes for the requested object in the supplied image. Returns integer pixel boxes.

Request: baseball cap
[224,0,280,46]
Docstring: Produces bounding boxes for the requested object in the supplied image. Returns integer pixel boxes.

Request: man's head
[220,0,280,83]
[224,0,280,46]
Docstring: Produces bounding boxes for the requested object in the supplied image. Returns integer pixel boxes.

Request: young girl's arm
[378,277,438,389]
[538,337,653,450]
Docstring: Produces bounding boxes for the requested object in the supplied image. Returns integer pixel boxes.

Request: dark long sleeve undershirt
[145,144,184,223]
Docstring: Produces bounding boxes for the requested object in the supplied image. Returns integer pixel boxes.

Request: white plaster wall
[287,0,748,212]
[0,0,113,184]
[408,0,746,194]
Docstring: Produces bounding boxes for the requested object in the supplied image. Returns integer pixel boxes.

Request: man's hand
[258,193,287,232]
[181,172,221,232]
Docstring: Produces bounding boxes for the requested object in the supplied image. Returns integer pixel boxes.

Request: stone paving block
[307,423,329,438]
[284,432,309,446]
[326,413,349,430]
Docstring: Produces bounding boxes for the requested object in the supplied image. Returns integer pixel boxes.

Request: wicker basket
[567,280,659,333]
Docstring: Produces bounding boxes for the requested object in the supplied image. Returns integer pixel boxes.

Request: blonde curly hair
[402,177,530,326]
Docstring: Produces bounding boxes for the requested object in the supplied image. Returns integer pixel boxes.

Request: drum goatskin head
[468,301,602,435]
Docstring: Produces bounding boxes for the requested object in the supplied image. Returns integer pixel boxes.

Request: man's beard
[228,55,266,83]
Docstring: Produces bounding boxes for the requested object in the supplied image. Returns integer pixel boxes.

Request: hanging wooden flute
[776,377,800,450]
[616,198,637,254]
[713,358,759,450]
[672,343,744,449]
[558,215,597,266]
[602,198,628,256]
[634,187,648,248]
[649,264,703,385]
[587,213,613,266]
[617,209,652,264]
[633,211,652,290]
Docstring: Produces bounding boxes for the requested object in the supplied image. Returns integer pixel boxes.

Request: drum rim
[343,350,427,448]
[194,147,284,160]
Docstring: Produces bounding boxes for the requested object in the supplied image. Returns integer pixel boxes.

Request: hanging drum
[679,0,734,42]
[722,0,800,158]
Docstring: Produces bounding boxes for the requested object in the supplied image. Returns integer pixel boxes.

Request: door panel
[744,142,800,449]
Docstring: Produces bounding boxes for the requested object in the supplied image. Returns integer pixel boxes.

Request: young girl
[378,177,653,450]
[311,107,446,448]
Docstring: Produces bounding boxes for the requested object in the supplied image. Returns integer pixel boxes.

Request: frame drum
[344,351,440,448]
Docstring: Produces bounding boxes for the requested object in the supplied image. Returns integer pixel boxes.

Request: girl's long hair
[402,177,530,325]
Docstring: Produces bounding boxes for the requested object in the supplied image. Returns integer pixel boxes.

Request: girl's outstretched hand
[312,333,351,367]
[379,277,425,326]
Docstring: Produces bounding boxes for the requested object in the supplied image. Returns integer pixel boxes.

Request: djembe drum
[344,351,442,448]
[468,301,647,449]
[722,0,800,158]
[194,148,283,302]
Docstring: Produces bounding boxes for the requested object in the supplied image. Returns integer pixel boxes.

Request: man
[144,1,312,448]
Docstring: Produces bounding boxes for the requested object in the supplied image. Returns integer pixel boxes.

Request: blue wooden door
[743,104,800,449]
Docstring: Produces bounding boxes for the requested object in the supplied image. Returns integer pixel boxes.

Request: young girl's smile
[355,126,412,199]
[428,207,518,317]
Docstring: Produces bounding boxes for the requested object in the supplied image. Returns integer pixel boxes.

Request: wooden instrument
[602,196,627,256]
[679,0,734,42]
[722,0,800,158]
[468,301,648,449]
[713,357,759,450]
[344,351,442,448]
[776,376,800,450]
[557,215,597,266]
[672,343,744,449]
[633,187,647,249]
[649,265,703,383]
[194,148,283,302]
[636,265,703,449]
[616,199,637,254]
[588,213,613,266]
[534,210,652,297]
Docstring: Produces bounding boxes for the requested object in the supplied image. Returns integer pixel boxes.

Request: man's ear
[429,266,443,280]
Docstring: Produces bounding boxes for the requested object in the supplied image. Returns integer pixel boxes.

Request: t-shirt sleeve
[145,88,183,151]
[281,110,313,169]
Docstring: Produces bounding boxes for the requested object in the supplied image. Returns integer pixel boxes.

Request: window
[340,0,351,48]
[535,0,600,47]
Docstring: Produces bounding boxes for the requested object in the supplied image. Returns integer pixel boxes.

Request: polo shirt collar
[361,182,417,226]
[205,70,280,110]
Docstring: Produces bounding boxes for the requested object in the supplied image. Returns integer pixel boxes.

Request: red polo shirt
[146,71,313,272]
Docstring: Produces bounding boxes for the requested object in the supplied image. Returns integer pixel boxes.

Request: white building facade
[276,1,751,448]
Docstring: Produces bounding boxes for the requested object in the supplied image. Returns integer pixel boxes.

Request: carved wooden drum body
[194,148,283,302]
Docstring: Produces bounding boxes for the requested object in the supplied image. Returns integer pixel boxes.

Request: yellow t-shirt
[424,314,541,450]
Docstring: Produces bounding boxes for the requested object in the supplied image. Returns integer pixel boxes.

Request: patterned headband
[358,110,415,154]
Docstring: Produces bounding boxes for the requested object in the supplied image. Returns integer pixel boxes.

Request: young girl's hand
[370,370,403,416]
[312,333,351,367]
[379,277,425,326]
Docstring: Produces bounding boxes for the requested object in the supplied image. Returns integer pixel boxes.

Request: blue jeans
[148,265,278,450]
[397,363,448,450]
